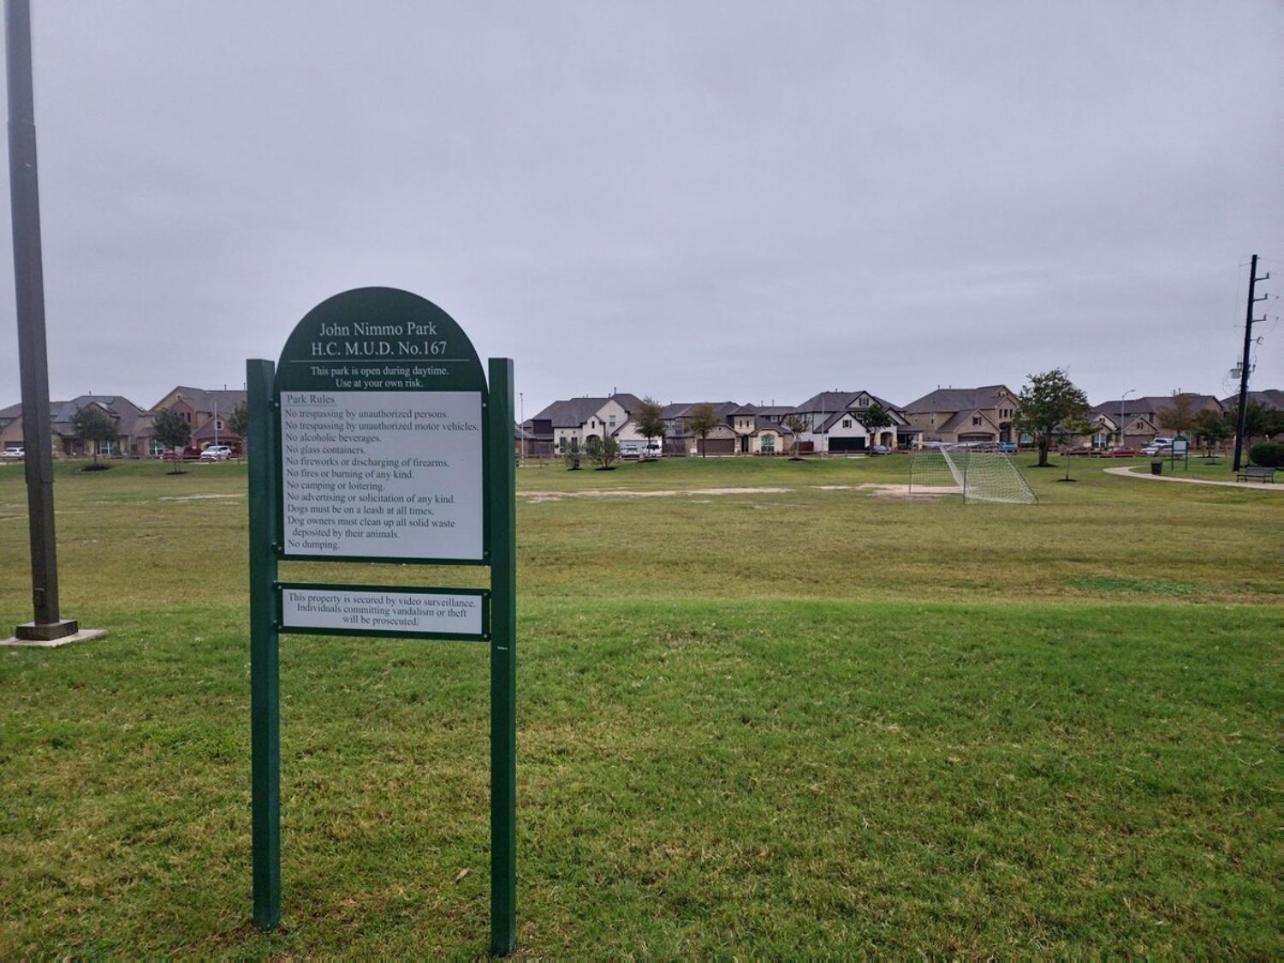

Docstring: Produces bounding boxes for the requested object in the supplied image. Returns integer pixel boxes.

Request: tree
[784,415,808,459]
[633,397,666,459]
[855,401,893,446]
[226,400,250,457]
[1194,408,1231,455]
[1157,391,1198,438]
[1055,414,1094,481]
[562,436,582,471]
[1014,369,1089,467]
[72,404,118,467]
[152,408,191,474]
[1230,399,1275,443]
[686,404,721,458]
[585,434,619,470]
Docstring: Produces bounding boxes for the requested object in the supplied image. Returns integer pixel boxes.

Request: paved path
[1102,465,1281,491]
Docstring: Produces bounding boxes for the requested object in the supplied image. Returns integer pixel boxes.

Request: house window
[842,419,852,428]
[761,435,775,453]
[972,416,982,426]
[857,397,869,407]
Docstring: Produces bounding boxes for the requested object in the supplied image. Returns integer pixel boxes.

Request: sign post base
[3,623,105,647]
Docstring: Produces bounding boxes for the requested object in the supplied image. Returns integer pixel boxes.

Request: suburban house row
[3,384,1280,460]
[0,386,246,458]
[521,387,1284,456]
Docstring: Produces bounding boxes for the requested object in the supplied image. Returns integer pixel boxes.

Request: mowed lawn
[0,455,1279,957]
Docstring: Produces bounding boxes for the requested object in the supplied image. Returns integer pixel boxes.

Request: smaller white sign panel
[280,585,485,638]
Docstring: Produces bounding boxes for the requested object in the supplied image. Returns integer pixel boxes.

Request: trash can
[1150,460,1163,476]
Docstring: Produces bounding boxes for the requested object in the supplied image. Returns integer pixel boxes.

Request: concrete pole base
[2,624,106,648]
[13,618,78,641]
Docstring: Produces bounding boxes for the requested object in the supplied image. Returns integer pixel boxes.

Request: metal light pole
[1119,387,1135,449]
[5,0,79,642]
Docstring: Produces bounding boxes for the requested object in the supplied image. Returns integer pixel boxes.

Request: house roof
[938,408,1000,433]
[530,392,642,429]
[0,401,65,425]
[662,401,740,420]
[793,390,904,416]
[754,415,792,433]
[1220,388,1284,411]
[153,386,246,415]
[1091,393,1222,423]
[903,385,1014,414]
[50,396,144,436]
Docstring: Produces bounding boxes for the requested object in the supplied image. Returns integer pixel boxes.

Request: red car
[1102,447,1139,458]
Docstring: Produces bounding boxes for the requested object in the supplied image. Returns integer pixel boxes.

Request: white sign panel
[280,586,485,637]
[279,390,484,560]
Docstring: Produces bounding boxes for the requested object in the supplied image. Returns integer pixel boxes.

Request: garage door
[829,436,867,452]
[699,438,737,455]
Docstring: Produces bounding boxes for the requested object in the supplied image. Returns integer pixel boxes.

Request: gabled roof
[938,408,1000,433]
[530,392,642,429]
[754,415,792,433]
[793,391,857,414]
[152,385,246,414]
[50,395,144,436]
[793,390,904,416]
[904,385,1015,414]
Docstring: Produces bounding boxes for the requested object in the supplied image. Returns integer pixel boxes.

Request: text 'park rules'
[280,390,483,560]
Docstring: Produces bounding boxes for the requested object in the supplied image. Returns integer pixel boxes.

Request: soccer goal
[909,445,1038,504]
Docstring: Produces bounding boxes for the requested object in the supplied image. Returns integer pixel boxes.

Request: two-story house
[524,393,642,453]
[138,386,248,455]
[786,390,919,453]
[1091,393,1223,448]
[904,385,1021,446]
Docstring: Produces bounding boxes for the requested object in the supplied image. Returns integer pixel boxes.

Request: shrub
[1248,441,1283,468]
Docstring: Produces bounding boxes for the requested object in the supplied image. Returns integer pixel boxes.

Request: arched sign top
[275,286,486,395]
[272,287,490,564]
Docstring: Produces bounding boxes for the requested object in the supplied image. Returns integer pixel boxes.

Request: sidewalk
[1102,466,1282,492]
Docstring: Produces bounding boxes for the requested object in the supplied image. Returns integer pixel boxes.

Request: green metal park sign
[246,288,517,954]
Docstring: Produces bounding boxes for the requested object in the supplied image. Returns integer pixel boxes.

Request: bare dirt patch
[523,483,956,503]
[523,486,791,503]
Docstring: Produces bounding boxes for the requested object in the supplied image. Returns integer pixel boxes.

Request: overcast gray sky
[0,0,1281,415]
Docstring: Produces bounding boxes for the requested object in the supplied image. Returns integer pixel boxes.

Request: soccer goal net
[909,445,1038,504]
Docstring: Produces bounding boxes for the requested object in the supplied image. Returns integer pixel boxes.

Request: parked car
[997,442,1017,453]
[200,445,233,461]
[1141,437,1174,455]
[1102,447,1139,458]
[2,446,23,460]
[869,444,891,455]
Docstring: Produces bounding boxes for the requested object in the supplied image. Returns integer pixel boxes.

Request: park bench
[1235,465,1276,483]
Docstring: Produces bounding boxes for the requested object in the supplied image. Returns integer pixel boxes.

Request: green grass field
[1,455,1280,957]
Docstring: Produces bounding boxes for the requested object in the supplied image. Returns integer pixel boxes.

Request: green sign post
[246,287,516,954]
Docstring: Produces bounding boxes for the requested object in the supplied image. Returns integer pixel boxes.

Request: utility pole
[1231,254,1269,473]
[3,0,95,645]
